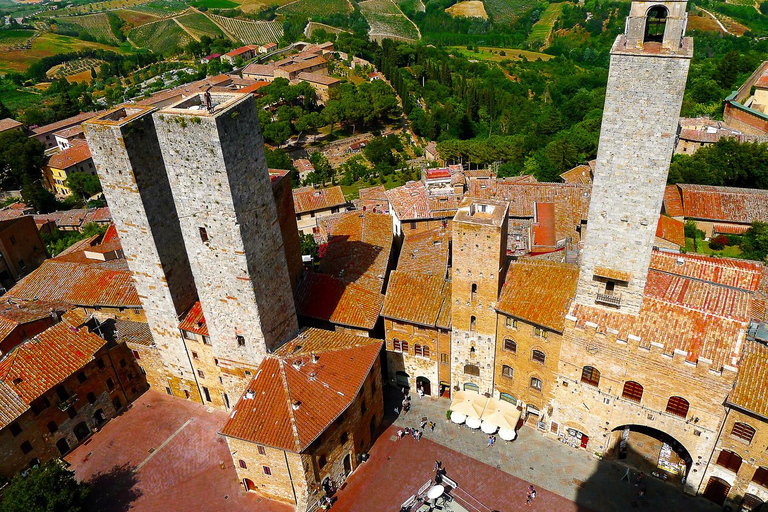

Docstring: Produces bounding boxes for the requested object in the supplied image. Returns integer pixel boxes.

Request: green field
[527,2,564,45]
[53,12,119,43]
[0,86,40,110]
[448,46,554,61]
[176,11,226,38]
[483,0,539,24]
[130,1,189,16]
[192,0,238,7]
[0,29,35,44]
[360,0,420,40]
[0,32,128,73]
[278,0,352,16]
[129,18,193,53]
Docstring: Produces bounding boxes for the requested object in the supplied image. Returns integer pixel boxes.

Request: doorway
[93,409,106,426]
[416,377,431,396]
[703,476,730,506]
[243,479,256,492]
[343,453,352,476]
[395,371,410,389]
[73,421,91,442]
[56,438,70,455]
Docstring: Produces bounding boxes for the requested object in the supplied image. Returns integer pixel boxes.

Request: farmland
[360,0,420,41]
[0,29,36,49]
[114,9,161,29]
[130,1,189,17]
[277,0,352,17]
[128,18,193,53]
[527,2,564,47]
[52,13,119,43]
[208,13,283,43]
[446,1,488,19]
[46,57,102,79]
[483,0,539,24]
[448,46,554,62]
[0,32,127,73]
[191,0,238,7]
[176,11,227,39]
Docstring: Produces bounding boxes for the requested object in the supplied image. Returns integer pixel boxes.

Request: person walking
[487,435,493,448]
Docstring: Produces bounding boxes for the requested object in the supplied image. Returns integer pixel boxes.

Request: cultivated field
[305,21,350,37]
[114,8,161,29]
[128,18,193,53]
[360,0,420,41]
[130,1,189,16]
[208,13,283,43]
[687,14,725,33]
[397,0,425,13]
[0,32,126,73]
[0,28,36,49]
[527,2,564,46]
[277,0,352,17]
[40,0,148,16]
[446,0,488,19]
[52,13,119,43]
[448,46,554,62]
[46,57,102,79]
[176,11,227,38]
[483,0,538,23]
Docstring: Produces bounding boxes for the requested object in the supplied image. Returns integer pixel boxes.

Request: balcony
[596,292,621,307]
[58,395,77,411]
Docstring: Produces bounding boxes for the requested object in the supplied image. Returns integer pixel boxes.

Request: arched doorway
[243,479,257,492]
[93,409,105,426]
[56,438,70,455]
[416,376,431,396]
[741,493,764,512]
[73,421,91,442]
[703,476,730,506]
[644,6,668,43]
[610,425,693,484]
[343,454,352,476]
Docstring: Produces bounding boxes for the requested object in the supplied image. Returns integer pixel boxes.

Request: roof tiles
[727,339,768,417]
[292,186,347,214]
[381,271,451,327]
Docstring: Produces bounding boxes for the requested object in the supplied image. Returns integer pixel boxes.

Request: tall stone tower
[83,106,201,401]
[575,0,693,314]
[450,198,508,395]
[153,93,298,399]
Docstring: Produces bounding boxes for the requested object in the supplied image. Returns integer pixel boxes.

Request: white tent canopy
[479,397,522,431]
[449,390,489,419]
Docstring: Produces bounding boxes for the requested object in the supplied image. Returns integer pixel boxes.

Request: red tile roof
[32,111,100,135]
[714,224,751,235]
[114,319,153,347]
[386,181,459,221]
[296,72,339,86]
[396,227,450,277]
[292,186,347,214]
[676,184,768,224]
[655,215,685,247]
[649,249,762,292]
[0,299,65,345]
[0,380,28,429]
[532,202,556,247]
[0,321,106,404]
[179,301,208,336]
[0,118,22,133]
[381,271,450,328]
[223,45,259,58]
[663,185,684,217]
[296,273,383,330]
[727,339,768,417]
[560,161,594,185]
[47,141,92,170]
[497,261,578,332]
[221,328,382,452]
[426,168,451,179]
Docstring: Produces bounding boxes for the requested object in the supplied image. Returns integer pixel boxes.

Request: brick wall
[0,216,47,283]
[724,104,768,136]
[384,318,440,395]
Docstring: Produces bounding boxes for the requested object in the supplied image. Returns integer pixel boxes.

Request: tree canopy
[0,461,89,512]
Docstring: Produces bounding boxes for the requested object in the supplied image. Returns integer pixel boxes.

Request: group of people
[397,427,423,441]
[525,485,537,506]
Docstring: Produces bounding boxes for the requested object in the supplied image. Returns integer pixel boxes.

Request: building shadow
[84,463,142,512]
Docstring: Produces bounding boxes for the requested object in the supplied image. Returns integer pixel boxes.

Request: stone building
[84,106,201,402]
[0,320,145,478]
[292,185,349,235]
[386,180,459,238]
[153,93,299,401]
[450,198,508,395]
[43,141,96,198]
[0,299,64,355]
[0,216,47,291]
[574,0,692,315]
[220,328,383,511]
[724,61,768,136]
[494,260,578,418]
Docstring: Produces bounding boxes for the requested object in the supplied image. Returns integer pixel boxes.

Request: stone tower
[83,106,201,401]
[575,0,693,314]
[450,198,508,395]
[153,93,298,399]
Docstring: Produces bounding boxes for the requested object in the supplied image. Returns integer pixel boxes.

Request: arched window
[753,466,768,487]
[414,344,422,357]
[501,365,513,379]
[471,283,477,301]
[531,350,546,364]
[470,316,476,332]
[581,366,600,387]
[500,393,517,405]
[392,339,401,352]
[731,422,756,443]
[401,340,409,353]
[504,339,517,353]
[644,6,668,43]
[666,396,690,418]
[422,345,430,358]
[464,364,480,376]
[622,381,644,403]
[530,377,543,391]
[716,449,742,473]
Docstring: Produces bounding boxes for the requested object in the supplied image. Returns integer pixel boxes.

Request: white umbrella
[450,390,489,419]
[450,412,466,424]
[481,421,498,434]
[481,398,522,431]
[465,416,482,429]
[499,428,517,441]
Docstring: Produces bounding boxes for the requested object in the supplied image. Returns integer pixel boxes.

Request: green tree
[300,233,319,260]
[0,461,88,512]
[309,152,333,184]
[741,222,768,261]
[0,131,45,189]
[21,180,59,214]
[65,172,102,201]
[0,101,13,120]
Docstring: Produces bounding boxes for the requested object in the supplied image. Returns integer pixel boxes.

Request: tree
[741,222,768,261]
[21,180,59,214]
[300,233,319,260]
[309,152,333,184]
[0,131,45,190]
[0,101,13,120]
[65,172,102,201]
[0,461,89,512]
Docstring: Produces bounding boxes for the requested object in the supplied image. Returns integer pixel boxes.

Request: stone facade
[181,329,230,409]
[575,23,692,315]
[153,93,298,400]
[84,106,201,402]
[384,318,450,396]
[450,199,508,395]
[271,171,303,295]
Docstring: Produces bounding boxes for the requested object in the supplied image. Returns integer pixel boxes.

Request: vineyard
[360,0,420,41]
[0,29,36,50]
[39,0,149,16]
[207,13,283,44]
[176,11,227,39]
[128,18,193,53]
[130,1,190,17]
[277,0,352,17]
[526,2,563,46]
[46,57,102,79]
[482,0,539,23]
[114,9,161,29]
[52,13,119,43]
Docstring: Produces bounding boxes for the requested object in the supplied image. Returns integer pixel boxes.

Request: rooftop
[292,185,347,214]
[396,227,450,277]
[160,91,247,117]
[220,328,382,452]
[179,301,208,337]
[0,299,65,346]
[655,215,685,247]
[47,140,92,169]
[112,319,154,347]
[727,338,768,418]
[497,261,578,332]
[667,184,768,224]
[32,111,100,135]
[454,198,508,226]
[296,71,340,86]
[295,273,384,330]
[0,118,23,133]
[381,271,451,328]
[386,181,460,221]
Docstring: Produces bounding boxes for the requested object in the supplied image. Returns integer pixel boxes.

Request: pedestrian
[397,429,404,440]
[491,435,497,446]
[529,485,536,503]
[401,386,406,397]
[525,491,533,507]
[416,430,422,441]
[418,385,424,399]
[394,406,399,415]
[434,460,442,472]
[428,421,435,432]
[634,471,644,487]
[420,418,428,429]
[487,435,493,448]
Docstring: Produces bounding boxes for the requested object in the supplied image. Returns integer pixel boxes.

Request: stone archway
[609,424,693,485]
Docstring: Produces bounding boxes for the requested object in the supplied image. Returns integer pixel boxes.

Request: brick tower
[153,93,298,398]
[575,0,693,314]
[450,198,508,395]
[84,106,201,401]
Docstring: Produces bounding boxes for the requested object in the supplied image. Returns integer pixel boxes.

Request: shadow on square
[84,463,142,512]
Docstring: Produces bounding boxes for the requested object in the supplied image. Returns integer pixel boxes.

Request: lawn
[685,237,744,258]
[0,28,35,43]
[448,45,553,62]
[527,2,565,46]
[0,32,129,73]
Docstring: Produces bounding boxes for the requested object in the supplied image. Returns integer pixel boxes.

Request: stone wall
[271,172,303,295]
[576,45,692,314]
[153,94,298,401]
[384,318,441,395]
[182,331,230,409]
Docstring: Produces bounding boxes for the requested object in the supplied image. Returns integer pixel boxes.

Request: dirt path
[699,8,730,35]
[172,16,200,42]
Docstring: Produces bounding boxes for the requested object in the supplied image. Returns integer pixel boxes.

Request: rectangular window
[504,339,517,353]
[203,387,211,402]
[392,339,401,352]
[753,466,768,488]
[77,372,87,383]
[716,450,742,473]
[106,378,115,391]
[440,353,449,364]
[533,327,547,339]
[192,351,199,360]
[9,422,22,437]
[132,350,141,360]
[505,317,517,329]
[197,370,205,379]
[20,441,32,455]
[182,330,195,340]
[119,359,127,368]
[9,236,15,245]
[239,459,247,469]
[203,336,211,346]
[501,365,513,379]
[257,445,266,456]
[199,227,209,243]
[263,466,272,476]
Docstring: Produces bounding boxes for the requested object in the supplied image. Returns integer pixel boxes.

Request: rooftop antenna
[204,86,213,114]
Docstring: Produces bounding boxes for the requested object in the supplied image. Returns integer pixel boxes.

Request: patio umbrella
[480,421,498,434]
[450,412,467,424]
[480,398,522,431]
[465,416,482,429]
[499,428,517,441]
[449,391,488,419]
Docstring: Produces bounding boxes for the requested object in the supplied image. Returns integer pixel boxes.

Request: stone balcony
[596,292,622,307]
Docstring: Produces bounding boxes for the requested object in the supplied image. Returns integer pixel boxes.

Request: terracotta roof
[381,272,450,327]
[179,301,208,336]
[292,186,347,214]
[0,299,64,344]
[497,261,578,332]
[359,185,386,201]
[0,118,23,133]
[397,227,450,277]
[223,45,259,58]
[221,328,382,452]
[53,124,85,139]
[727,338,768,417]
[0,321,106,404]
[593,266,631,282]
[242,63,277,77]
[663,185,684,217]
[426,168,451,179]
[47,141,92,170]
[677,184,768,223]
[32,111,100,135]
[648,249,762,292]
[655,215,685,247]
[296,72,339,86]
[281,56,327,74]
[714,224,751,235]
[294,158,314,174]
[560,162,594,185]
[756,70,768,89]
[114,319,153,347]
[295,273,383,330]
[0,380,28,429]
[532,202,556,247]
[386,181,459,221]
